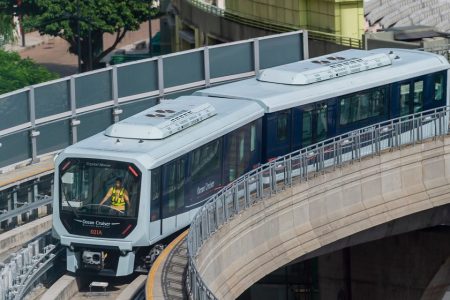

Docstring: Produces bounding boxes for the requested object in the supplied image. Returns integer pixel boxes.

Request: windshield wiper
[61,189,80,218]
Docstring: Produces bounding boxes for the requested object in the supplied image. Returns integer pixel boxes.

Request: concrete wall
[172,0,276,50]
[195,136,450,299]
[224,0,364,40]
[0,215,52,257]
[318,228,450,300]
[171,0,355,56]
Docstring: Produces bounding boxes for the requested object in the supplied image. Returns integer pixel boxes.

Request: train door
[300,102,329,148]
[149,168,161,241]
[398,77,425,116]
[264,110,292,160]
[161,155,188,236]
[424,72,446,110]
[223,121,260,183]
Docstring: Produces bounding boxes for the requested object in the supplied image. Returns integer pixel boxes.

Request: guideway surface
[0,158,54,190]
[147,230,189,300]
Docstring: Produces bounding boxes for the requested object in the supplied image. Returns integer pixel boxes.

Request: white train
[52,48,449,276]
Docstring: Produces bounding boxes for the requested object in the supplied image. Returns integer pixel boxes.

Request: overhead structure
[365,0,450,32]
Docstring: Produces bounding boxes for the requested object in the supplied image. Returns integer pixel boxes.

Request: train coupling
[82,250,107,269]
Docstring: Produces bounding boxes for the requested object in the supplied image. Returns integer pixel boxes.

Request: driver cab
[59,158,141,218]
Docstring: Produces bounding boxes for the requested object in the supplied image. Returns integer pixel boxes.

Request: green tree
[0,50,58,94]
[0,0,158,71]
[0,14,15,47]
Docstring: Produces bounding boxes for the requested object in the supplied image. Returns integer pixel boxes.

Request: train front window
[59,158,141,218]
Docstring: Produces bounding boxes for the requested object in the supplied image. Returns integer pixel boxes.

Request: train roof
[60,96,264,169]
[195,48,449,113]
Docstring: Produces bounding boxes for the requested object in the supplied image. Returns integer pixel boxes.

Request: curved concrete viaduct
[195,136,450,299]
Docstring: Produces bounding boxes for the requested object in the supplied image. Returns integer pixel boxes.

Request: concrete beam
[0,215,52,257]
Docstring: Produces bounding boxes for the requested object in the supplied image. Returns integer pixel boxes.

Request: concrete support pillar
[421,256,450,300]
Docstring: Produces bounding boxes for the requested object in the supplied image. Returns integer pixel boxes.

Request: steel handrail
[14,245,63,300]
[186,105,450,299]
[0,196,52,223]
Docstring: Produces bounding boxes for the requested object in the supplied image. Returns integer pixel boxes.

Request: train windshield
[59,158,141,218]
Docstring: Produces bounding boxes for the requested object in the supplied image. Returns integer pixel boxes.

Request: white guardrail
[186,105,450,299]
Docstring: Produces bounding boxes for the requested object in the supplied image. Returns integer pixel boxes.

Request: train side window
[277,113,288,141]
[340,88,384,125]
[400,83,411,116]
[190,139,222,183]
[434,74,444,101]
[413,80,424,113]
[163,158,185,217]
[239,132,245,161]
[150,168,161,221]
[316,104,327,141]
[251,124,256,152]
[302,110,312,146]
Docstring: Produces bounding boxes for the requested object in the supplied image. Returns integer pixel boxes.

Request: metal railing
[0,231,61,300]
[186,105,450,299]
[308,30,362,49]
[0,174,53,229]
[187,0,224,16]
[0,31,306,170]
[184,0,362,49]
[418,45,450,61]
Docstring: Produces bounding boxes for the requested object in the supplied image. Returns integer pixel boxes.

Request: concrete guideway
[195,136,450,299]
[0,158,54,191]
[147,230,189,300]
[41,274,147,300]
[0,215,52,258]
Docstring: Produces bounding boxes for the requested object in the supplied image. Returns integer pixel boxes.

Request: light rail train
[52,48,449,276]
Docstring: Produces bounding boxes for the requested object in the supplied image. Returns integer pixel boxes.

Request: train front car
[53,149,147,276]
[52,95,264,277]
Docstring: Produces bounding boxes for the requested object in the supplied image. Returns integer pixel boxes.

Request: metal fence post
[69,76,79,144]
[253,39,260,74]
[112,66,122,123]
[12,190,18,226]
[234,186,239,214]
[302,31,309,59]
[204,46,210,87]
[33,182,40,219]
[28,87,40,163]
[26,186,32,221]
[158,57,165,101]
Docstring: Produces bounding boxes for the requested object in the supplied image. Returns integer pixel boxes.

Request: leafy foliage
[0,0,158,70]
[0,14,15,47]
[0,50,58,94]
